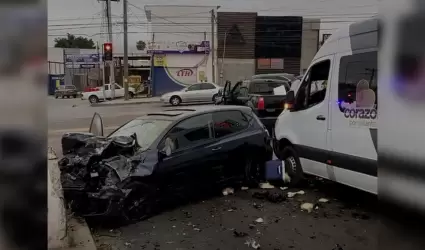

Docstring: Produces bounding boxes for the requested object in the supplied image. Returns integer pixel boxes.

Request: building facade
[216,12,257,85]
[217,13,320,82]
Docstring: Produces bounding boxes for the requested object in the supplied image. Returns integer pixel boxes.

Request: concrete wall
[301,18,320,74]
[217,58,255,85]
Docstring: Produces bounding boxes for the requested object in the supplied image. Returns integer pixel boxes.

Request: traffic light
[103,43,112,61]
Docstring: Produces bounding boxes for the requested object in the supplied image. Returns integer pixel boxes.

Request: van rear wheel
[280,146,304,187]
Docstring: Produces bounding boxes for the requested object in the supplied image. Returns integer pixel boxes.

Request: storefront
[149,41,211,96]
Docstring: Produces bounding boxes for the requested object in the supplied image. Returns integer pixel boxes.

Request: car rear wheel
[280,146,304,187]
[55,95,58,99]
[123,185,155,221]
[170,96,181,106]
[89,95,99,104]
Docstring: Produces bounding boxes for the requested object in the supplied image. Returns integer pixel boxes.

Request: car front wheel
[280,146,304,187]
[89,95,99,104]
[170,96,181,106]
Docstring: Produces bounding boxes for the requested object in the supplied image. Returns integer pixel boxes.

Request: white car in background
[81,83,136,103]
[160,82,222,106]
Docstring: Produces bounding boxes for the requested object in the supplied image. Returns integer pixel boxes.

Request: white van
[273,19,378,194]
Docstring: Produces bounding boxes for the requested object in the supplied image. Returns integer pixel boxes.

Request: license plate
[266,108,275,112]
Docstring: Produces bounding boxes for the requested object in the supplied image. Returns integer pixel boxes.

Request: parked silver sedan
[160,82,222,106]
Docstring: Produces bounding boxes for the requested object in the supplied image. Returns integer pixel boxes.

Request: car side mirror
[158,150,167,161]
[285,91,295,111]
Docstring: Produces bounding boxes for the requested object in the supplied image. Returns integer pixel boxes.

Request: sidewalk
[91,96,161,107]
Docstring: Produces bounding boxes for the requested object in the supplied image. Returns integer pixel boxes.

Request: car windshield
[249,81,290,94]
[108,119,172,150]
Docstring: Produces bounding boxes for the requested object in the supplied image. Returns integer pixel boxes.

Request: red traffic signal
[103,43,113,61]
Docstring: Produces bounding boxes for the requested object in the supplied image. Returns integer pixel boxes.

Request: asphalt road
[48,97,379,250]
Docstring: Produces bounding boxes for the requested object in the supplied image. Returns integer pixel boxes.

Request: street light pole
[123,0,129,100]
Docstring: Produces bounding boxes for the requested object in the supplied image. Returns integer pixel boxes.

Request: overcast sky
[48,0,380,52]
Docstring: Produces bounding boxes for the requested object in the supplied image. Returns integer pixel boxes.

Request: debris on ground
[252,202,263,209]
[245,238,261,249]
[254,218,264,223]
[252,190,286,203]
[287,190,305,198]
[248,224,256,229]
[318,198,329,203]
[233,230,248,237]
[280,187,288,191]
[332,243,344,250]
[241,186,249,190]
[300,203,314,213]
[259,182,275,189]
[222,187,235,196]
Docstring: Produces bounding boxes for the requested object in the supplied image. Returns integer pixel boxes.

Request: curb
[90,99,162,107]
[65,216,97,250]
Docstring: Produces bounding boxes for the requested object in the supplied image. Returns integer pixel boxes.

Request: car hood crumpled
[58,133,154,187]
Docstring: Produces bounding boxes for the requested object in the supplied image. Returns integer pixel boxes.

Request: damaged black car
[59,106,273,221]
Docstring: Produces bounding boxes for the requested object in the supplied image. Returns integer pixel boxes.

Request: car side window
[187,84,201,91]
[295,60,331,110]
[163,113,213,152]
[114,84,121,89]
[213,111,249,138]
[201,83,216,90]
[104,85,110,90]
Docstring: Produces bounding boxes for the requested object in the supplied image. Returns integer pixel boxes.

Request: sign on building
[65,54,100,69]
[169,67,197,84]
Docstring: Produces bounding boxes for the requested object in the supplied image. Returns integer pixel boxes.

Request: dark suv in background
[55,85,80,98]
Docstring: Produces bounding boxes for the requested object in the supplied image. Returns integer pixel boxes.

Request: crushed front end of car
[58,132,152,217]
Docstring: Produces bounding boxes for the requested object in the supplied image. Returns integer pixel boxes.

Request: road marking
[48,126,119,135]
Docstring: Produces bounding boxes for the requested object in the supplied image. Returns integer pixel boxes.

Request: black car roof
[137,105,252,121]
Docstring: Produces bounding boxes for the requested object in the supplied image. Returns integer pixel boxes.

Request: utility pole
[220,31,228,85]
[123,0,129,100]
[210,9,216,83]
[106,0,115,99]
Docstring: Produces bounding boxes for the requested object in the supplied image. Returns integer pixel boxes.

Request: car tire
[280,146,304,187]
[129,92,135,99]
[212,94,218,102]
[89,95,99,104]
[122,184,155,222]
[244,156,263,187]
[169,96,181,106]
[55,95,58,99]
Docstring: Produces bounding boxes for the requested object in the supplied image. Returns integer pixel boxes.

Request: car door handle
[211,147,222,151]
[316,115,326,121]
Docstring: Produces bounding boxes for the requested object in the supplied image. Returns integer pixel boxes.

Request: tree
[136,40,146,51]
[54,33,96,49]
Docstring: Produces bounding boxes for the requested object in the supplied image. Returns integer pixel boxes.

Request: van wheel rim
[286,156,297,173]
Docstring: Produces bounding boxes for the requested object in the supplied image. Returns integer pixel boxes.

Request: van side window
[338,51,377,112]
[295,60,331,110]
